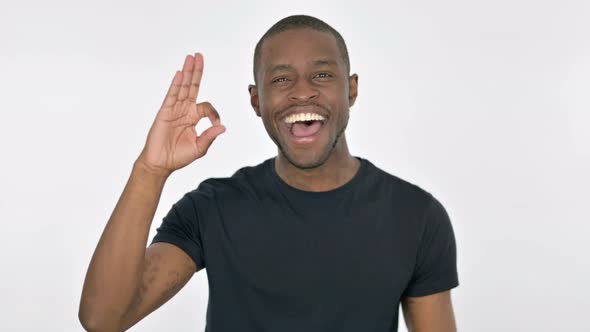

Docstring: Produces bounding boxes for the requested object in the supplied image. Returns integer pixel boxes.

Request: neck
[275,135,361,192]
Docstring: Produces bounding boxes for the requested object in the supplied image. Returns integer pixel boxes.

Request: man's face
[249,28,358,169]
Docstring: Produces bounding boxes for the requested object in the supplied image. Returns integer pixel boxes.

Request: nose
[288,78,319,103]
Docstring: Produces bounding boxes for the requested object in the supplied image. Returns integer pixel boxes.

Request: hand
[137,53,226,177]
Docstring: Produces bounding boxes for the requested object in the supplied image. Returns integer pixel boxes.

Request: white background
[1,0,589,331]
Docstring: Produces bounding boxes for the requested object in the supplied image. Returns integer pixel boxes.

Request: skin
[402,291,457,332]
[249,28,360,192]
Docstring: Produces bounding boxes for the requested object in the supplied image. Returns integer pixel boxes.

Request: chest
[204,200,417,305]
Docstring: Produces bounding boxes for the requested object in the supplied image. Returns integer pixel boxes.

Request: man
[79,15,459,332]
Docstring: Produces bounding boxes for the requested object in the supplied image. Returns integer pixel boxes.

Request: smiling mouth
[288,120,324,137]
[283,112,326,137]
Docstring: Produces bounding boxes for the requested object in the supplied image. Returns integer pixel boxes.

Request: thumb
[196,125,226,156]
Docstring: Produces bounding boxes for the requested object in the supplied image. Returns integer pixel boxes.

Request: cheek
[260,111,279,136]
[258,93,281,116]
[260,95,289,125]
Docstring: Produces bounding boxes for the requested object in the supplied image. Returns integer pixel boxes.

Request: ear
[348,74,358,107]
[248,84,261,117]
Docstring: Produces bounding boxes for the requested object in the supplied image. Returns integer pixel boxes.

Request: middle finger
[188,53,204,102]
[177,54,194,101]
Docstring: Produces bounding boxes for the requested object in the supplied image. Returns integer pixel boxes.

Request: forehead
[259,28,344,74]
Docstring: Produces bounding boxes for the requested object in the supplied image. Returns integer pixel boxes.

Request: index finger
[160,70,182,109]
[188,53,204,102]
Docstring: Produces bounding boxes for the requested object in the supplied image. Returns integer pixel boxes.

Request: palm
[139,54,225,174]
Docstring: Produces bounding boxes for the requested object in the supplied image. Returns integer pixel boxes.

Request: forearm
[79,160,169,330]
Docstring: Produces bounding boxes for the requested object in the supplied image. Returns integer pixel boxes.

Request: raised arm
[117,242,198,331]
[78,53,225,332]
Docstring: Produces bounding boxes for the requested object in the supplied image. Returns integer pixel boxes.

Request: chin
[289,158,326,170]
[279,145,332,170]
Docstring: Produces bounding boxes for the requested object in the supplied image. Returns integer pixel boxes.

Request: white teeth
[284,113,326,124]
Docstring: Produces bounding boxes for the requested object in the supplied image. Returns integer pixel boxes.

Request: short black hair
[253,15,351,84]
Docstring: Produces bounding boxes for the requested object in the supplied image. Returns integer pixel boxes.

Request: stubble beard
[276,117,348,170]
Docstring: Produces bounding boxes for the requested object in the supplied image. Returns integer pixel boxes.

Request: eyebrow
[311,59,337,67]
[269,64,293,74]
[267,59,337,74]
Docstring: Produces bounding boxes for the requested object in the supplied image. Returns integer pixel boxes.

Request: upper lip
[279,105,329,122]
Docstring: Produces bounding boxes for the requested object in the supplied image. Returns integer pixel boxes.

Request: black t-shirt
[151,157,459,331]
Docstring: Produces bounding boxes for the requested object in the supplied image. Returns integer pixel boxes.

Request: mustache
[277,102,331,115]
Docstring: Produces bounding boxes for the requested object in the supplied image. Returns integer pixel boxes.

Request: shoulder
[362,158,436,211]
[367,161,453,235]
[186,158,273,202]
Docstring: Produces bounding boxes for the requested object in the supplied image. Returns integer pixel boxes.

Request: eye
[314,72,332,79]
[271,77,290,84]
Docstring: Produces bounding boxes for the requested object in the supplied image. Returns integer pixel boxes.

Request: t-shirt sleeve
[150,192,206,270]
[402,195,459,297]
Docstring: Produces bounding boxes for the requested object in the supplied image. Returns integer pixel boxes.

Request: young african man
[79,15,459,332]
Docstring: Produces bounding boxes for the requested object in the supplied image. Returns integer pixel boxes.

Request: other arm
[401,290,457,332]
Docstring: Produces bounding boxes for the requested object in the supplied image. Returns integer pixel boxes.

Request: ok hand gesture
[137,53,226,177]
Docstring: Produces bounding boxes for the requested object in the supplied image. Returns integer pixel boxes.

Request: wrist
[132,158,172,182]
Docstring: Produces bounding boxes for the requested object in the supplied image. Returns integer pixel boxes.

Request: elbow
[78,309,102,332]
[78,306,122,332]
[78,303,94,331]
